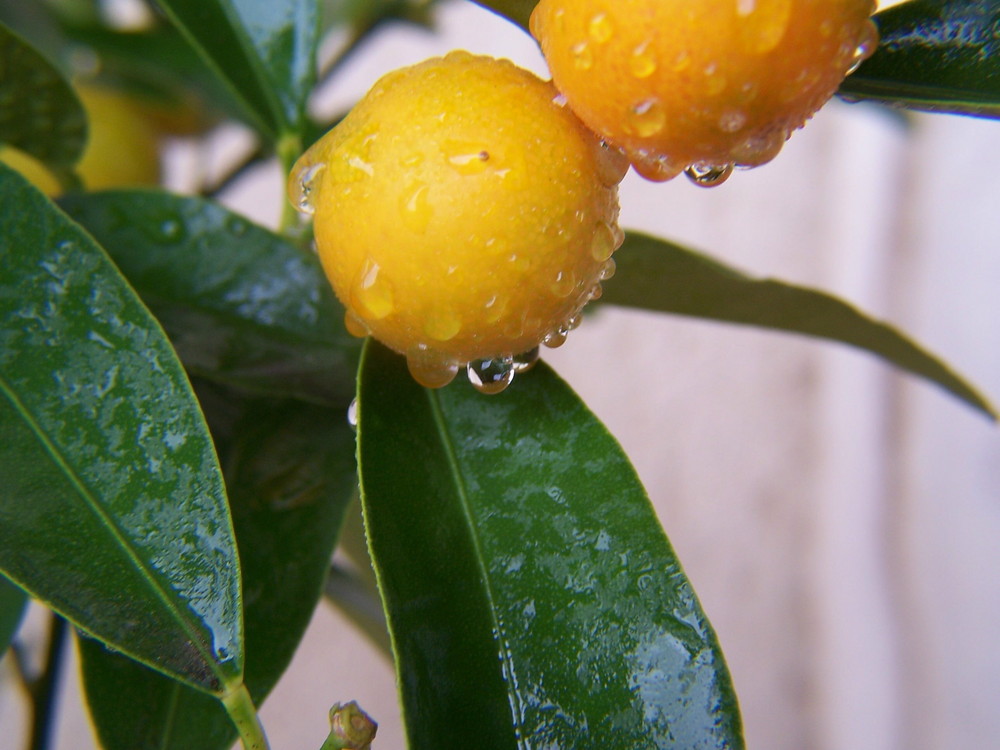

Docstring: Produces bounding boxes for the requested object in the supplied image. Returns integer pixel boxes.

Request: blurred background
[2,1,998,749]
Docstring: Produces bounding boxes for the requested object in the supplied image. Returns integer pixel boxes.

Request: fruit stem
[277,132,303,235]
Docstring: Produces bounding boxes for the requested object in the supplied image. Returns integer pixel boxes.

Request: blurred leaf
[0,165,242,694]
[154,0,320,137]
[605,232,997,419]
[81,394,357,750]
[470,0,534,29]
[358,342,744,750]
[839,0,1000,117]
[60,190,360,407]
[0,21,85,174]
[323,0,438,29]
[0,573,27,653]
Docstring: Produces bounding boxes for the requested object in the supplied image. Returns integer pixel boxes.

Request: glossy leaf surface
[605,232,996,419]
[81,393,357,750]
[839,0,1000,117]
[0,573,27,653]
[471,0,535,29]
[154,0,319,135]
[0,165,241,693]
[0,21,85,172]
[60,190,360,407]
[358,342,744,749]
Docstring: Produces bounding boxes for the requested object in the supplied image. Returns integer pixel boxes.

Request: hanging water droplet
[588,283,604,301]
[291,162,326,215]
[732,130,786,167]
[512,347,540,374]
[467,356,515,395]
[718,109,747,133]
[629,41,657,79]
[407,352,458,389]
[344,310,370,338]
[626,98,666,138]
[571,41,594,70]
[567,313,583,330]
[590,220,618,262]
[847,19,879,74]
[346,398,358,429]
[543,326,570,349]
[593,140,629,186]
[629,150,683,182]
[684,162,734,187]
[424,308,462,341]
[588,12,614,44]
[600,258,617,281]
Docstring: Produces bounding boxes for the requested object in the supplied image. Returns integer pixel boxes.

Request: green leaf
[605,232,997,420]
[154,0,320,136]
[59,190,360,407]
[470,0,535,30]
[0,165,242,694]
[0,21,85,172]
[80,392,357,750]
[358,341,744,750]
[839,0,1000,118]
[0,573,27,653]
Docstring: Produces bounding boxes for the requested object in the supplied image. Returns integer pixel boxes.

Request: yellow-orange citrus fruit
[530,0,879,183]
[289,51,627,391]
[0,83,161,194]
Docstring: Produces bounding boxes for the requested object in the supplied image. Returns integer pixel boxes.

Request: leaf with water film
[60,190,360,407]
[0,164,242,693]
[0,21,85,174]
[81,392,357,750]
[358,341,744,749]
[605,231,996,419]
[839,0,1000,117]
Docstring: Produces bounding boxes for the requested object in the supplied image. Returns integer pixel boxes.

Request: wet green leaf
[155,0,320,136]
[839,0,1000,117]
[0,573,27,653]
[0,21,85,173]
[81,393,357,750]
[470,0,535,29]
[0,165,242,694]
[605,232,997,420]
[358,341,744,750]
[59,190,360,407]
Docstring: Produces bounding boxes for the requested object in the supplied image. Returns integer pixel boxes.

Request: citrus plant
[0,1,996,749]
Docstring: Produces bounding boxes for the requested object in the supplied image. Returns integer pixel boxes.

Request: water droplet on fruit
[512,347,540,374]
[543,326,570,348]
[847,19,879,74]
[671,49,691,72]
[629,41,657,78]
[588,283,604,301]
[719,109,747,133]
[629,150,684,182]
[344,310,370,338]
[593,140,629,186]
[468,356,515,395]
[424,309,462,341]
[588,12,614,44]
[685,162,734,187]
[347,398,358,429]
[571,41,594,70]
[400,180,432,232]
[600,258,617,281]
[401,152,424,168]
[567,313,583,330]
[590,220,618,262]
[406,352,458,389]
[291,162,325,215]
[626,98,666,138]
[355,260,395,319]
[551,269,576,298]
[445,141,491,175]
[732,130,786,167]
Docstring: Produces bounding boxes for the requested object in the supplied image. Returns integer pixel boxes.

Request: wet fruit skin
[530,0,879,182]
[289,51,626,389]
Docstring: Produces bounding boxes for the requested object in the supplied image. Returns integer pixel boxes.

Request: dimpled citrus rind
[530,0,879,182]
[290,51,626,389]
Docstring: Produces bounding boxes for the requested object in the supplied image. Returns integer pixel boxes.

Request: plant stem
[277,132,304,235]
[220,682,270,750]
[27,613,68,750]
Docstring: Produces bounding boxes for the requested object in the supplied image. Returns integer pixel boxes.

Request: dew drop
[512,347,540,374]
[347,398,358,429]
[588,283,604,301]
[543,326,570,349]
[468,356,515,395]
[551,269,576,298]
[424,309,462,341]
[588,12,614,44]
[483,294,507,324]
[355,260,395,319]
[847,19,879,74]
[344,310,370,338]
[290,162,326,215]
[552,92,569,108]
[445,141,491,176]
[407,353,458,389]
[401,152,424,168]
[600,258,617,281]
[684,162,734,187]
[629,41,657,78]
[629,150,684,182]
[571,41,594,70]
[719,109,747,133]
[671,49,691,72]
[593,140,630,186]
[590,220,619,262]
[567,313,583,330]
[400,181,432,232]
[626,98,666,138]
[732,130,786,167]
